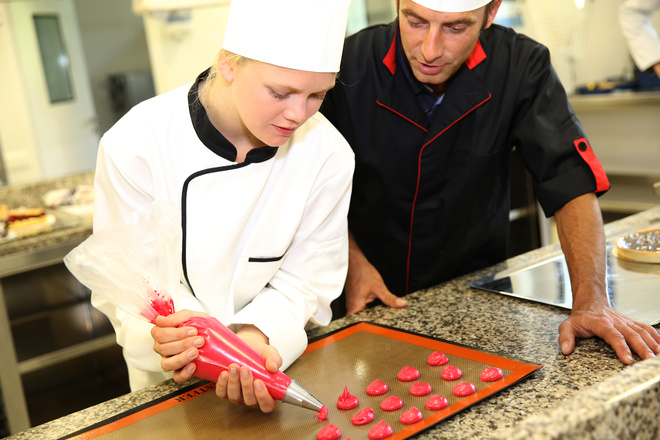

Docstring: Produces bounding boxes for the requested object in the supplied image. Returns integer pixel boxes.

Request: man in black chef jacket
[321,0,660,363]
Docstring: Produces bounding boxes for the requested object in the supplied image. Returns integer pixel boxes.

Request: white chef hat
[221,0,351,73]
[412,0,492,13]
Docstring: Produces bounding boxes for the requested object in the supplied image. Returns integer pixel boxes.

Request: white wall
[140,4,231,95]
[73,0,152,134]
[1,0,659,186]
[138,0,397,95]
[0,0,98,185]
[0,0,154,186]
[124,0,660,97]
[573,1,637,86]
[519,0,660,93]
[0,5,42,185]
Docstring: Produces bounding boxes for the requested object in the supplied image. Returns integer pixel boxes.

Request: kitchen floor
[1,263,130,436]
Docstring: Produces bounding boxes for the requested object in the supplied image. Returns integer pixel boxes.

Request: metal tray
[471,241,660,326]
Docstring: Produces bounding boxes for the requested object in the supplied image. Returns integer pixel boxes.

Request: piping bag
[63,202,323,412]
[180,315,322,411]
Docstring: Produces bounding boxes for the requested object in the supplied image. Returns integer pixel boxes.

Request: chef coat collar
[188,68,279,164]
[395,29,445,122]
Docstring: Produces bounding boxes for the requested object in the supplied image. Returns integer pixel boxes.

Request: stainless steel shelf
[0,234,111,435]
[17,334,117,375]
[0,240,82,278]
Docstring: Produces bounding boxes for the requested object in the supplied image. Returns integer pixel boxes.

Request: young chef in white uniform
[91,0,353,413]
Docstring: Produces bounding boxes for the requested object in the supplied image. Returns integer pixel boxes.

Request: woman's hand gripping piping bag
[63,202,323,411]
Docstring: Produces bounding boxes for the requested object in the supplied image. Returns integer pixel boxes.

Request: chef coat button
[577,141,588,151]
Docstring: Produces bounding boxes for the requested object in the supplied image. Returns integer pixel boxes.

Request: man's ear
[484,0,503,29]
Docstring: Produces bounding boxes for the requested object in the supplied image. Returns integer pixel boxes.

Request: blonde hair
[199,49,257,104]
[198,49,337,104]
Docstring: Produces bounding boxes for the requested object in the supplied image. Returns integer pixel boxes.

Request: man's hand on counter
[555,193,660,364]
[558,305,660,364]
[345,232,408,315]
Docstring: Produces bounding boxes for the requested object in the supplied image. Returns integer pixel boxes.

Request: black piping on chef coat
[182,69,278,297]
[321,22,609,296]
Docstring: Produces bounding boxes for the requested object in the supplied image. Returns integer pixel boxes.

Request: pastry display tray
[60,322,540,440]
[471,237,660,326]
[0,209,82,245]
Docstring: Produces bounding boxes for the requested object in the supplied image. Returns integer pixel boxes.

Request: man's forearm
[554,192,608,309]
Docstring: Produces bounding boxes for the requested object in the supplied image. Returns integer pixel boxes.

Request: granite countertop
[0,219,92,260]
[4,206,660,440]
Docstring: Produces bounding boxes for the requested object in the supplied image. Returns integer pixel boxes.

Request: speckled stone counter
[4,206,660,440]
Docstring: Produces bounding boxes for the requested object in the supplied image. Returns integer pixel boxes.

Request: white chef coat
[620,0,660,71]
[91,72,354,391]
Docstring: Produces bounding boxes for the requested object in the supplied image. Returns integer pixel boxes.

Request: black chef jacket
[321,21,609,296]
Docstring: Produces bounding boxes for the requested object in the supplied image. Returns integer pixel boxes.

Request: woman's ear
[219,56,235,83]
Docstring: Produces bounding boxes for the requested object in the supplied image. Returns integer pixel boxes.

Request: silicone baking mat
[61,322,541,440]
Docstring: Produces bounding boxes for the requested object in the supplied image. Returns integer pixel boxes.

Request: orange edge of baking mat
[58,381,216,440]
[59,322,542,440]
[304,322,542,440]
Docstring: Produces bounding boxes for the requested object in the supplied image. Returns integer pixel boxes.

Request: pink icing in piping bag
[181,316,323,411]
[144,292,322,411]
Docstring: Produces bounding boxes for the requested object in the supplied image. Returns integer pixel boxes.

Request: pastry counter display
[5,205,660,439]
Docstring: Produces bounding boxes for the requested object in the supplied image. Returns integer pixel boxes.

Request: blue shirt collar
[395,31,445,122]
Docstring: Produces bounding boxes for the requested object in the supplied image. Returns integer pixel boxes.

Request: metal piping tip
[281,379,324,411]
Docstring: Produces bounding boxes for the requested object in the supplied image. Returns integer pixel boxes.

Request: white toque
[222,0,352,73]
[412,0,492,13]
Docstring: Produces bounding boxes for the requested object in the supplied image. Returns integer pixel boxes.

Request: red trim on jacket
[573,138,610,192]
[404,93,492,294]
[383,31,487,74]
[383,28,397,75]
[376,102,428,132]
[466,40,486,69]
